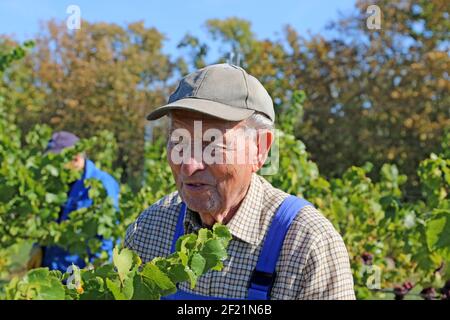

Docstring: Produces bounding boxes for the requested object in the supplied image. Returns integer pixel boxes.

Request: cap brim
[146,98,255,121]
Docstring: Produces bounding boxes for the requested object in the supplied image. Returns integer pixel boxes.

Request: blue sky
[0,0,357,57]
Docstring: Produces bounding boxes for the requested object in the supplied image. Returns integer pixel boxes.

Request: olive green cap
[146,63,275,122]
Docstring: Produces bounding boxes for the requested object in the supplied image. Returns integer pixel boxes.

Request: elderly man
[125,64,355,300]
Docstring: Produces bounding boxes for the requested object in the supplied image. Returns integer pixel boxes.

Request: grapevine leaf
[426,212,450,251]
[200,239,227,270]
[131,275,158,300]
[213,224,232,246]
[184,266,198,289]
[105,278,127,300]
[141,263,176,293]
[112,247,134,283]
[190,253,206,276]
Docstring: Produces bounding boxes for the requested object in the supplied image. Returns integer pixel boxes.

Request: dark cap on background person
[45,131,80,154]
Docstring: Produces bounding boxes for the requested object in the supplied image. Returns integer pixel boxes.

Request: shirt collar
[184,173,263,246]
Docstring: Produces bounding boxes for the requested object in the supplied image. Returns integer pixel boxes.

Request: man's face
[167,110,266,226]
[64,154,85,171]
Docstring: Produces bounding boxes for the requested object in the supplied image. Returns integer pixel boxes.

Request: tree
[1,21,174,184]
[176,1,449,198]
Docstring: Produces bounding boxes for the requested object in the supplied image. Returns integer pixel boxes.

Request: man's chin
[181,194,215,214]
[184,201,212,214]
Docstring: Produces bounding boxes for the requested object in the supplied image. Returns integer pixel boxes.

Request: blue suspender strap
[165,197,312,300]
[165,201,241,301]
[163,202,188,300]
[170,202,187,253]
[247,195,313,300]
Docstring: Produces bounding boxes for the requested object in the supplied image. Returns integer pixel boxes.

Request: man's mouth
[184,182,210,191]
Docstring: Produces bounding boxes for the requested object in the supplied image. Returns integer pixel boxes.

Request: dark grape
[361,252,373,265]
[393,281,414,300]
[402,281,413,291]
[440,280,450,300]
[420,287,436,300]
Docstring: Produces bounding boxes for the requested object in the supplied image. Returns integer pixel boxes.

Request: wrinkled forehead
[169,110,244,132]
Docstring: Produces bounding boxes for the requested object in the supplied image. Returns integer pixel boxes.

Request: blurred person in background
[27,131,120,272]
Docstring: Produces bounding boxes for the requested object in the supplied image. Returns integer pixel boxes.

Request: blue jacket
[42,159,120,272]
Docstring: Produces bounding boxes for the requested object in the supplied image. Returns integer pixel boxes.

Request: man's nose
[180,153,206,176]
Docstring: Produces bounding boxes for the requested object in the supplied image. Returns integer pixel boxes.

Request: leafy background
[0,0,449,300]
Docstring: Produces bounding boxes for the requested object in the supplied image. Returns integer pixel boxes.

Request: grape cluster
[391,280,450,300]
[393,281,414,300]
[420,287,436,300]
[440,280,450,300]
[361,252,373,265]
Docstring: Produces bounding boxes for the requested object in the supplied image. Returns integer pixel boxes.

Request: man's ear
[251,130,274,172]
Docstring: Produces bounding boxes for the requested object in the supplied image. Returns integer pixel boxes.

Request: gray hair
[244,112,275,133]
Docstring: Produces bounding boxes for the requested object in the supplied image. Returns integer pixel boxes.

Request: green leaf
[201,239,227,270]
[45,164,59,177]
[122,274,135,299]
[196,228,209,246]
[105,278,127,300]
[44,193,59,203]
[190,253,206,276]
[177,234,197,253]
[141,263,176,292]
[213,224,232,246]
[80,277,106,300]
[18,268,66,300]
[426,212,450,251]
[38,277,66,300]
[82,220,98,237]
[165,264,189,283]
[184,266,198,289]
[0,185,16,202]
[131,275,158,300]
[112,247,134,283]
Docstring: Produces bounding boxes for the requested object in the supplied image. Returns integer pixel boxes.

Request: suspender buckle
[249,269,276,291]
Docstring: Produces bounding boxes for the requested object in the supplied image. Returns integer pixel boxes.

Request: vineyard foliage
[4,225,231,300]
[0,42,449,300]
